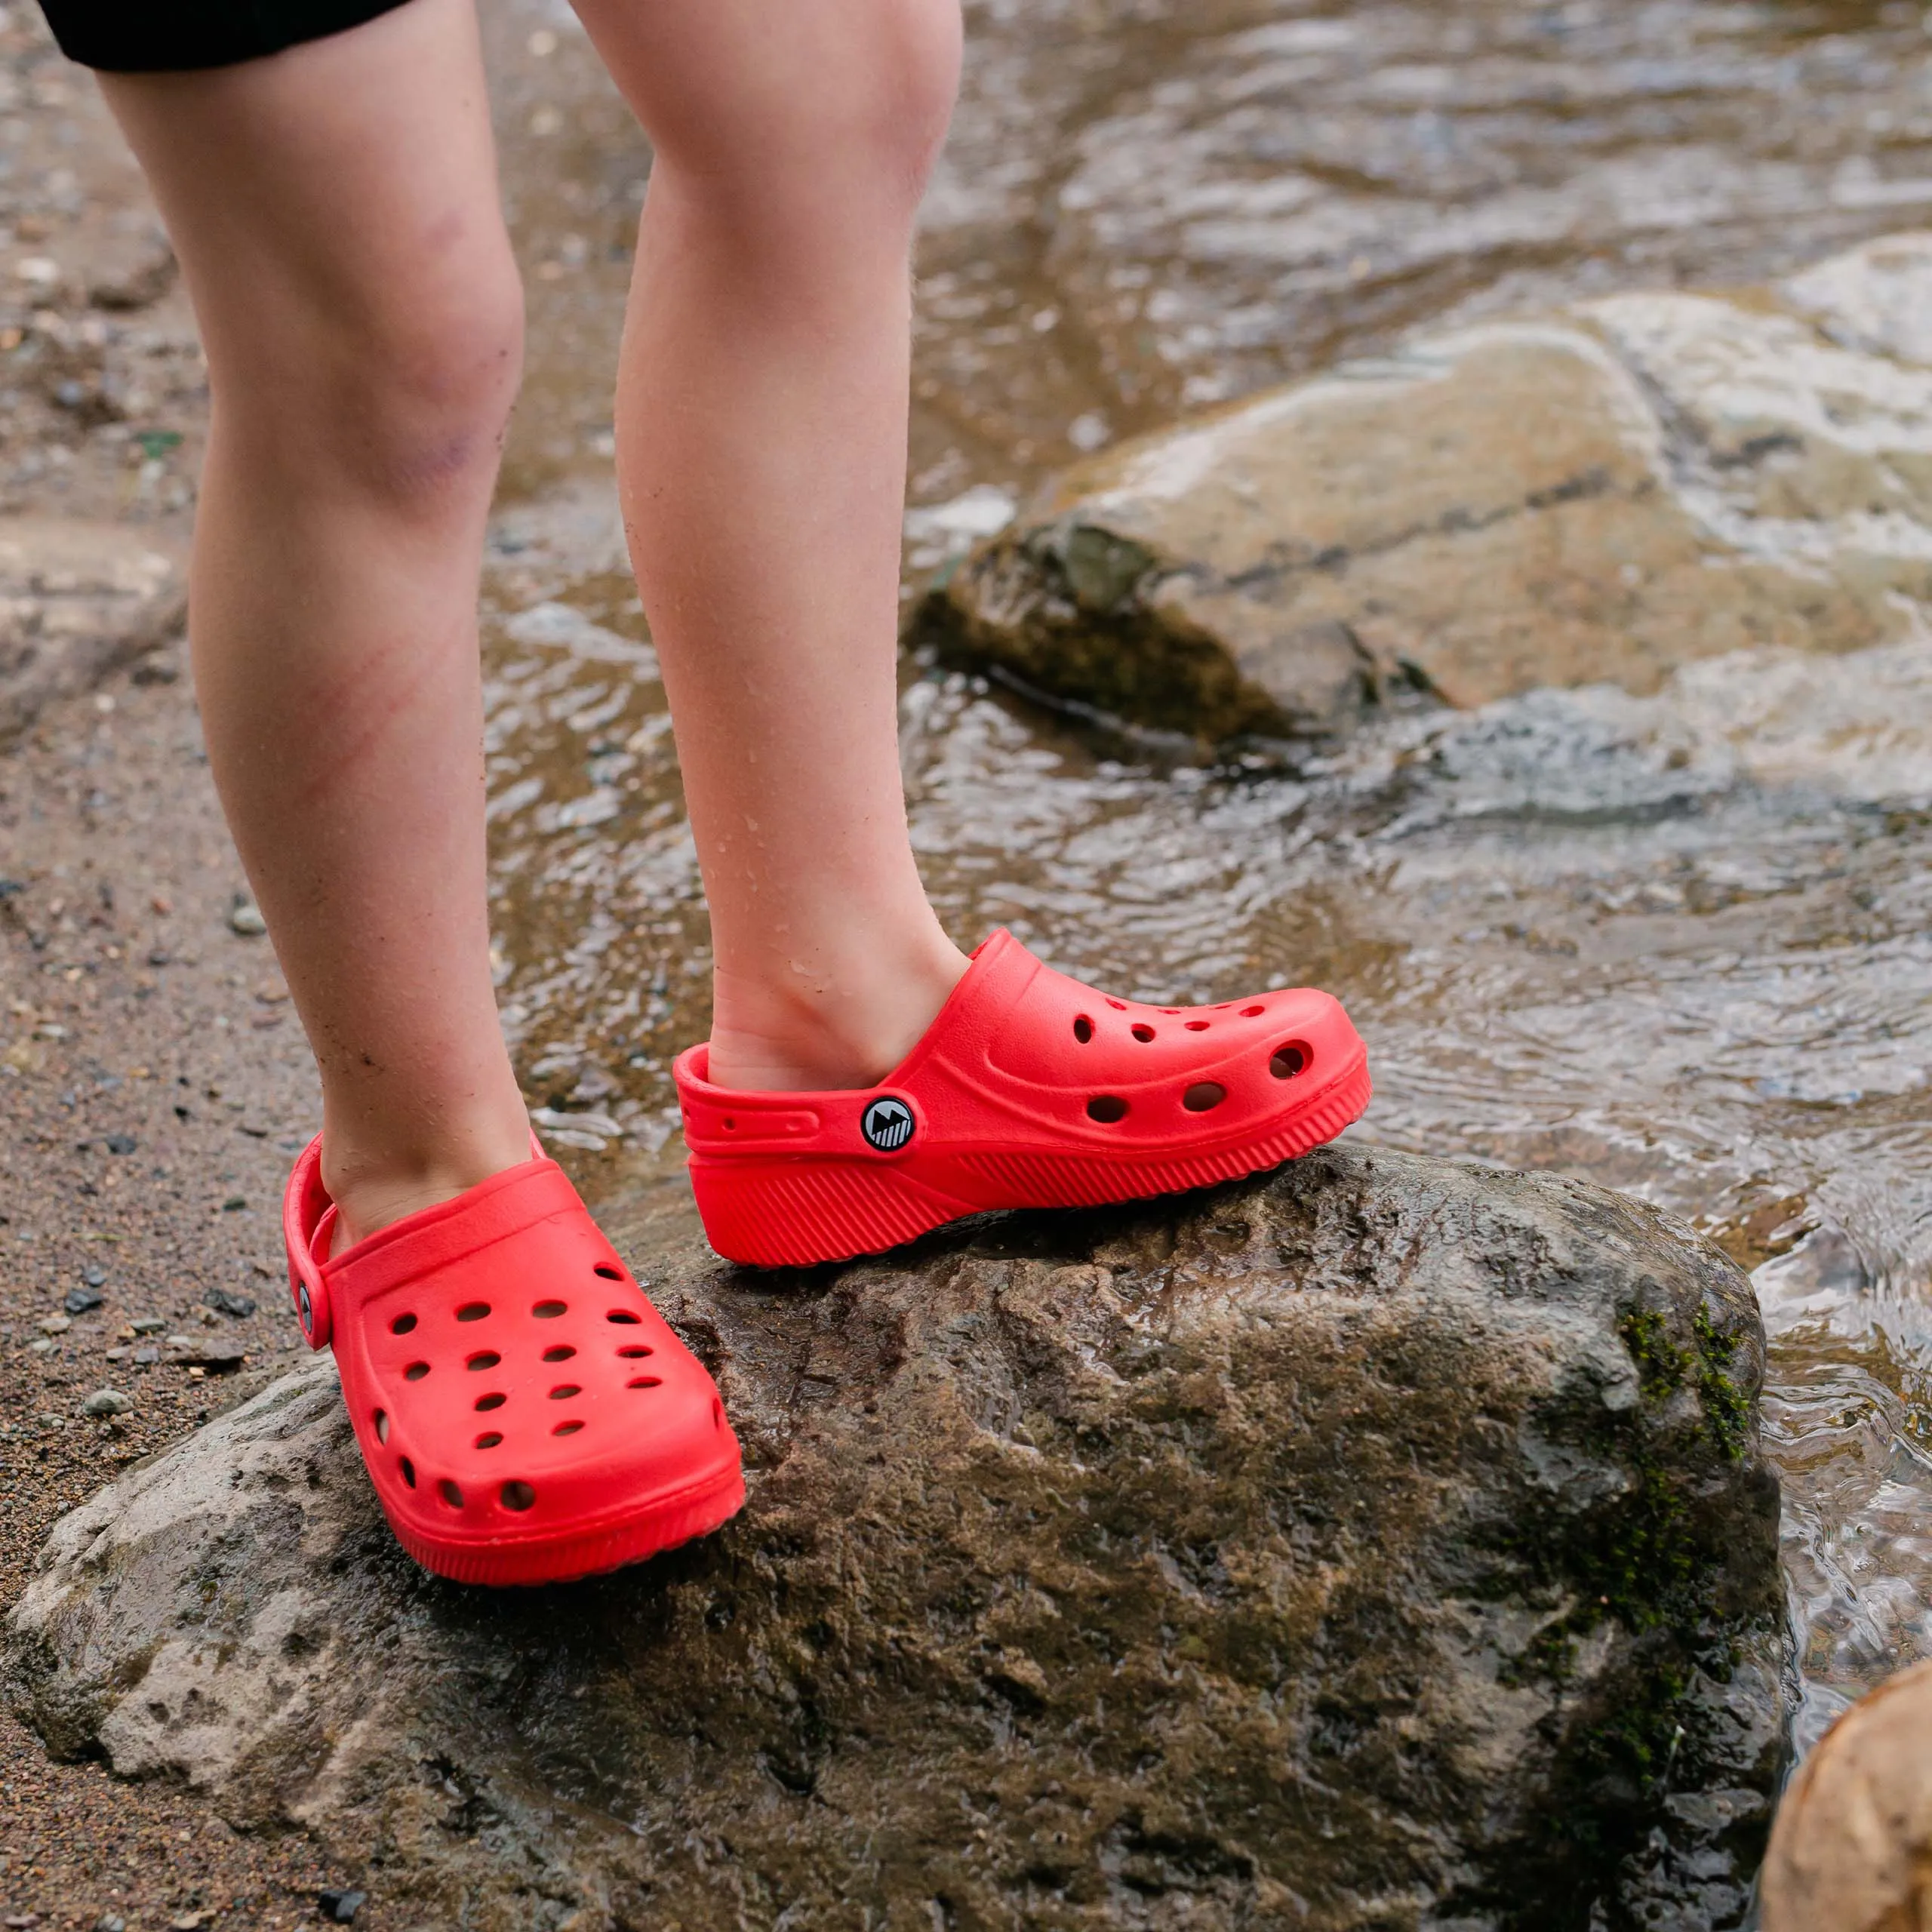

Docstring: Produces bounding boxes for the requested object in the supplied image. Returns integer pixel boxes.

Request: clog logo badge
[862,1097,915,1152]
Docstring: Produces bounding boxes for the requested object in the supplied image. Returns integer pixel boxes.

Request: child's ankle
[706,933,970,1093]
[321,1115,534,1253]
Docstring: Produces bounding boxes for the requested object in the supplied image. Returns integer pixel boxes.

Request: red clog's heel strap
[283,1134,334,1349]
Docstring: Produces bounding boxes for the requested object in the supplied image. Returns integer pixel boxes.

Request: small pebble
[82,1263,108,1287]
[229,897,268,937]
[130,1315,167,1334]
[26,1337,57,1355]
[221,1195,248,1211]
[105,1133,137,1155]
[132,1347,159,1365]
[205,1287,257,1319]
[317,1890,367,1924]
[82,1388,131,1417]
[63,1286,103,1315]
[36,1313,71,1335]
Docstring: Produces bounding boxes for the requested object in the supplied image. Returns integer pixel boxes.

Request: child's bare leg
[97,0,532,1241]
[572,0,970,1093]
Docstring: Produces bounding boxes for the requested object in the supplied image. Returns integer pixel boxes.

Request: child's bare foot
[704,928,971,1093]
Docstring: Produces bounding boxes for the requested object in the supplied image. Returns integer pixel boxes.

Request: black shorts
[37,0,415,72]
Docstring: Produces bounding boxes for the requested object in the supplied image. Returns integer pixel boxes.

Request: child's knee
[634,0,960,228]
[854,0,961,203]
[216,235,525,516]
[332,265,525,511]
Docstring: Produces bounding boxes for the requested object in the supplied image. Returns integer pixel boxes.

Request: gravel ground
[0,648,398,1929]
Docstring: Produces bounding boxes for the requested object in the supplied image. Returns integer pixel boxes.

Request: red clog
[283,1140,744,1586]
[674,929,1371,1267]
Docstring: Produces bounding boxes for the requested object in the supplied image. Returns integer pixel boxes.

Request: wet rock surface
[0,517,183,744]
[8,1147,1783,1930]
[917,236,1932,746]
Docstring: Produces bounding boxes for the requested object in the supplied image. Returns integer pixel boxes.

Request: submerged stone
[914,234,1932,750]
[1760,1654,1932,1932]
[5,1147,1784,1930]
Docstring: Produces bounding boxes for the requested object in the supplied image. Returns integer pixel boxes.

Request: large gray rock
[5,1148,1785,1931]
[0,518,184,743]
[915,234,1932,749]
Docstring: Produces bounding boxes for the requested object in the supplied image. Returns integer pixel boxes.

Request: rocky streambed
[7,1149,1783,1930]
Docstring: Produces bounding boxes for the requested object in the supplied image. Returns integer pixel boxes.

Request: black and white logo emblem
[861,1096,916,1152]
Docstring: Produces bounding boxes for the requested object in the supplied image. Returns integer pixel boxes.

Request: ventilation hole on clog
[533,1299,567,1318]
[1131,1023,1155,1043]
[552,1420,585,1437]
[404,1361,429,1382]
[1183,1081,1227,1112]
[1105,997,1127,1011]
[1073,1015,1094,1043]
[543,1344,576,1363]
[374,1410,389,1444]
[723,1117,737,1131]
[439,1479,464,1509]
[501,1481,536,1512]
[1087,1095,1129,1123]
[617,1344,654,1359]
[628,1374,663,1389]
[399,1457,416,1488]
[1160,1008,1181,1015]
[475,1431,503,1450]
[549,1383,582,1401]
[456,1301,490,1322]
[1241,1004,1266,1018]
[607,1309,642,1324]
[593,1263,623,1280]
[1185,1020,1210,1032]
[389,1313,417,1335]
[1270,1044,1308,1080]
[475,1391,506,1412]
[467,1351,501,1372]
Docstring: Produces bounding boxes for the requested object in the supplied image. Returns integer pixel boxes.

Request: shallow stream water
[478,0,1932,1761]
